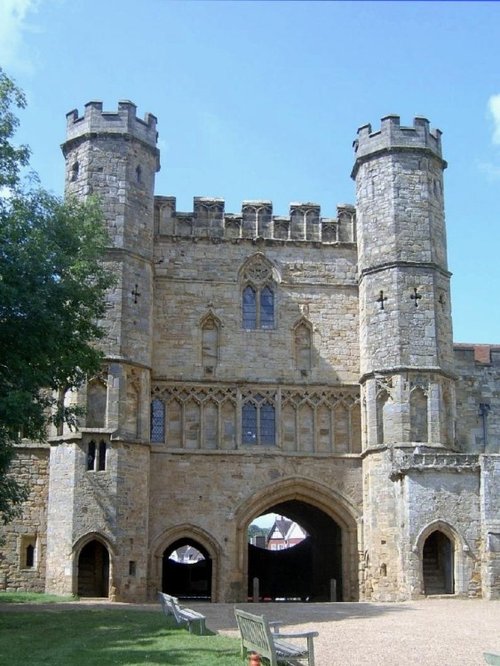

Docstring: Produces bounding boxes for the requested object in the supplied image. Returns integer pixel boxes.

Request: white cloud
[488,94,500,146]
[0,0,40,73]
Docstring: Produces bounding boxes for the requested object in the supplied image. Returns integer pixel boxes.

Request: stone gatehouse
[1,103,499,602]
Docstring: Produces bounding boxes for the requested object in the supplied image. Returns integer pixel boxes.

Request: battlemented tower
[2,104,499,605]
[352,116,459,599]
[45,102,159,599]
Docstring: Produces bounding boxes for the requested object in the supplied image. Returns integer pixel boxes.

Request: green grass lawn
[0,598,242,665]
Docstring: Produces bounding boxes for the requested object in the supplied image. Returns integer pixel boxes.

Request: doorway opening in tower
[423,530,455,595]
[77,539,110,598]
[248,500,342,602]
[162,538,212,600]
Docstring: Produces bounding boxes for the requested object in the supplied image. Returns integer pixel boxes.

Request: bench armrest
[269,621,283,634]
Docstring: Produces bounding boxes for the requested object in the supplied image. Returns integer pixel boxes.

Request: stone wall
[148,450,363,601]
[454,345,500,453]
[152,237,359,385]
[0,444,49,592]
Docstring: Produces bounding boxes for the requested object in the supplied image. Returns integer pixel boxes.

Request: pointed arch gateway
[236,478,361,602]
[151,525,220,602]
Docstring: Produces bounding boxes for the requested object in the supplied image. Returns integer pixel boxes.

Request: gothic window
[151,398,165,443]
[70,161,79,182]
[242,286,257,329]
[242,403,257,444]
[26,544,35,568]
[201,314,220,374]
[260,286,274,329]
[376,390,390,445]
[294,320,312,371]
[21,536,36,569]
[98,440,107,471]
[136,165,142,183]
[240,255,279,330]
[86,376,107,428]
[87,440,96,470]
[125,378,139,437]
[410,387,428,443]
[87,439,107,471]
[242,394,275,445]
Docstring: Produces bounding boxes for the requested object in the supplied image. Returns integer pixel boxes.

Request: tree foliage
[0,68,114,523]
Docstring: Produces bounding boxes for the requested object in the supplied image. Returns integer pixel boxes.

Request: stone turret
[45,102,159,601]
[353,115,454,450]
[354,116,456,601]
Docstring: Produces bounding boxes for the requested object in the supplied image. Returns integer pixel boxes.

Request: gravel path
[2,598,499,665]
[197,599,500,665]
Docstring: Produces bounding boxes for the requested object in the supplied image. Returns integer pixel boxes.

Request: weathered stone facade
[1,104,499,602]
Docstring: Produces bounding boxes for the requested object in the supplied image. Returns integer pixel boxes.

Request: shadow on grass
[0,609,241,665]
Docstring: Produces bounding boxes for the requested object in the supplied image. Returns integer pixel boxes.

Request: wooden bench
[484,653,500,665]
[158,591,207,635]
[235,608,318,665]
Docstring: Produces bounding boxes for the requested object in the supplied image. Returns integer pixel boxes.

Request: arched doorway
[248,500,343,602]
[77,540,109,597]
[162,538,212,600]
[423,530,454,595]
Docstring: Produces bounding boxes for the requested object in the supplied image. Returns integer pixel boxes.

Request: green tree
[0,69,114,523]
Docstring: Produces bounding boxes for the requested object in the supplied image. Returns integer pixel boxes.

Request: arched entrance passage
[423,530,454,595]
[77,539,109,597]
[162,538,212,600]
[249,500,342,601]
[236,478,360,602]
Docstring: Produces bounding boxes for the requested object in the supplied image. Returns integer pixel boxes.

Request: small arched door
[162,538,212,600]
[422,530,454,595]
[77,540,110,597]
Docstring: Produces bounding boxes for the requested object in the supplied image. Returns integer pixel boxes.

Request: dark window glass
[98,440,107,471]
[151,398,165,442]
[260,403,276,444]
[260,287,274,328]
[26,544,34,568]
[87,441,96,470]
[242,286,257,329]
[242,403,257,444]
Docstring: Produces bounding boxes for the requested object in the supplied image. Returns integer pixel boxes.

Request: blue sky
[2,0,499,343]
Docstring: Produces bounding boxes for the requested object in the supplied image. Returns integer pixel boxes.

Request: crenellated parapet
[154,196,356,243]
[352,115,445,177]
[64,100,159,155]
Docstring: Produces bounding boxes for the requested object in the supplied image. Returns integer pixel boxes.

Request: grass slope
[0,608,242,665]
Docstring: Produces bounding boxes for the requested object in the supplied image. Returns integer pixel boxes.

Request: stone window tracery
[152,383,360,453]
[242,393,276,445]
[240,255,277,330]
[151,398,165,443]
